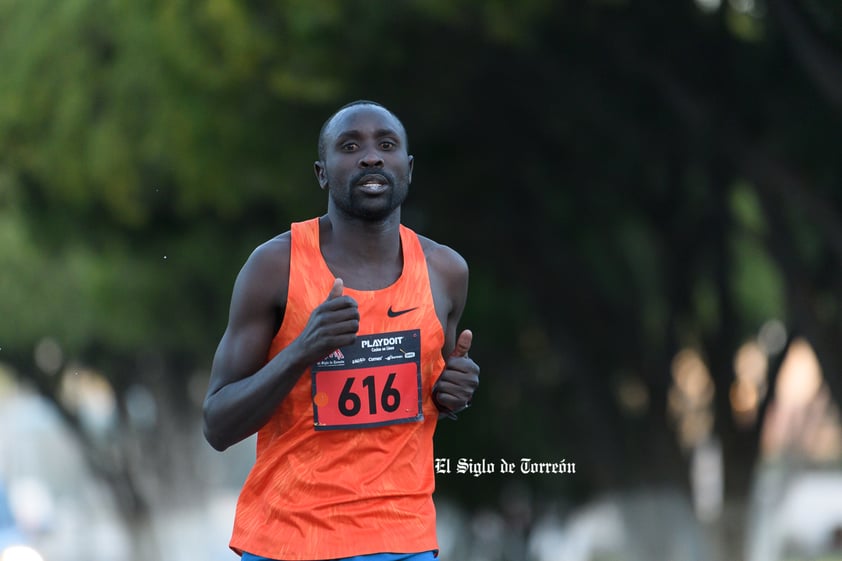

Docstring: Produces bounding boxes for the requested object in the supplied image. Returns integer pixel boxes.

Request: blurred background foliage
[2,0,842,559]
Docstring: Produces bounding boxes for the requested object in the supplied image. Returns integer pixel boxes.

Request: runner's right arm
[203,236,359,451]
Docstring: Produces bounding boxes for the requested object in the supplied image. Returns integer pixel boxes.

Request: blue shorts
[241,551,437,561]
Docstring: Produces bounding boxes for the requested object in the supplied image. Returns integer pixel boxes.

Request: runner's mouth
[357,174,390,194]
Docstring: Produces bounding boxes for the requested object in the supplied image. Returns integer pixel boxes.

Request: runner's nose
[359,150,384,168]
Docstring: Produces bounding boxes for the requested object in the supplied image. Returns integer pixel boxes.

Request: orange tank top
[230,217,445,560]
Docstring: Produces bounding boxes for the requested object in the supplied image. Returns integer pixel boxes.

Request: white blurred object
[775,472,842,554]
[747,468,842,561]
[0,545,44,561]
[690,437,723,523]
[0,483,45,561]
[528,489,708,561]
[8,479,53,534]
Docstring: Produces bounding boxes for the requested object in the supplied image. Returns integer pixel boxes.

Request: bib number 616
[312,360,422,429]
[339,372,400,416]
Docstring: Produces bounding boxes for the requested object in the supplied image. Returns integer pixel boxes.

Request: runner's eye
[341,142,358,152]
[380,141,395,150]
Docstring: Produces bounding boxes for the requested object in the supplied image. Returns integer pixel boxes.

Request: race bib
[311,329,423,430]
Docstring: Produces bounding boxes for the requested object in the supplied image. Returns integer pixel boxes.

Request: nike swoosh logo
[387,306,418,318]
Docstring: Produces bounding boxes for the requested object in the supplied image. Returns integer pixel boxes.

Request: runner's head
[314,101,414,221]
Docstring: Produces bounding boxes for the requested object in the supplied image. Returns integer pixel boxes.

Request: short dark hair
[317,100,406,160]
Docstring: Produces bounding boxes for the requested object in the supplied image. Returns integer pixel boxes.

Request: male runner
[203,100,480,560]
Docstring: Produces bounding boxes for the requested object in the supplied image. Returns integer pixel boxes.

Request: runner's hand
[433,330,479,417]
[295,278,359,364]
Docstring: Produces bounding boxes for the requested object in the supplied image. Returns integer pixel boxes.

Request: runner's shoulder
[236,232,292,295]
[250,231,291,266]
[416,234,468,278]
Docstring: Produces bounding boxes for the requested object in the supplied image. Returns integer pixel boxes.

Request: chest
[325,260,403,292]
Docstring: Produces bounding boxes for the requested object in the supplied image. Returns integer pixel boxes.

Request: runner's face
[316,105,413,220]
